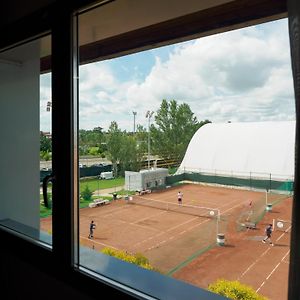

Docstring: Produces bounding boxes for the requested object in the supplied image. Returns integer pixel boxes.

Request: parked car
[91,163,103,167]
[98,171,114,179]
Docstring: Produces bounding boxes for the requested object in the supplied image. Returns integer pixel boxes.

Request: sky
[40,18,295,132]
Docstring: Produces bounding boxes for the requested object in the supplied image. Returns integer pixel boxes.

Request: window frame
[1,0,300,299]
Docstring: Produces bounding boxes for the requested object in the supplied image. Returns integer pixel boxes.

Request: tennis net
[128,195,219,218]
[274,218,292,233]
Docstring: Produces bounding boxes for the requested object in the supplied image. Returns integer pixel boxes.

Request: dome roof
[177,121,295,179]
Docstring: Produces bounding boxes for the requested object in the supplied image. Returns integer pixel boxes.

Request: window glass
[0,35,52,245]
[78,3,294,299]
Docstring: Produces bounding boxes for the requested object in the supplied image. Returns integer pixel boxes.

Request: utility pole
[133,111,137,133]
[46,100,52,136]
[146,110,154,170]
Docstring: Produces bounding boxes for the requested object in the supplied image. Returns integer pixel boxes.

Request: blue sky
[40,18,295,132]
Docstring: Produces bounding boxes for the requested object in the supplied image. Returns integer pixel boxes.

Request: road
[40,157,111,169]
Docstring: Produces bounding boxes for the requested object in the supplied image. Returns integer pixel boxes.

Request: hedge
[208,279,268,300]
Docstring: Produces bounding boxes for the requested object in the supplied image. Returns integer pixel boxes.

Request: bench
[138,189,152,195]
[89,199,110,208]
[241,222,256,229]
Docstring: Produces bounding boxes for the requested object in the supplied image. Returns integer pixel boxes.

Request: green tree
[79,127,105,156]
[106,121,123,177]
[135,124,148,156]
[119,134,140,175]
[151,99,210,161]
[81,185,93,201]
[42,151,52,161]
[40,135,52,152]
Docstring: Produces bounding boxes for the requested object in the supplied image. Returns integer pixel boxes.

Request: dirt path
[93,185,124,197]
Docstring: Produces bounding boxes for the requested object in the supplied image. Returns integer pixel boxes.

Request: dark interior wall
[0,0,55,28]
[1,252,95,300]
[0,230,136,300]
[0,1,134,299]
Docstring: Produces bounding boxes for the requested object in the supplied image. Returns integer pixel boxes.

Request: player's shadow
[221,244,235,248]
[273,243,289,248]
[268,210,280,214]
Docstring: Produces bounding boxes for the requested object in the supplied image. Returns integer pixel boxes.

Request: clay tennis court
[172,192,292,300]
[40,183,291,299]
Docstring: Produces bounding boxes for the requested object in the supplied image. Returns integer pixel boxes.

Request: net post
[216,209,221,234]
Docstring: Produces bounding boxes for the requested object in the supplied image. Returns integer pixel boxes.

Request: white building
[176,121,295,180]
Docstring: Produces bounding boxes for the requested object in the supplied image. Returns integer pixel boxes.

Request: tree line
[41,99,211,176]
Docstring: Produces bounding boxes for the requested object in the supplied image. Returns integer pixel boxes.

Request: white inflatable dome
[176,121,295,179]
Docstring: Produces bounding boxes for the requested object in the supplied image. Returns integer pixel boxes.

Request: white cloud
[40,19,295,131]
[40,73,52,131]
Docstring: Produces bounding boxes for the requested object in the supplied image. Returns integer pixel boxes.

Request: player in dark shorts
[88,220,96,239]
[177,191,183,205]
[262,223,274,246]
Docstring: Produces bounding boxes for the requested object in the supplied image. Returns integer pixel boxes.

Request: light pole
[46,100,52,136]
[133,111,137,133]
[146,110,154,170]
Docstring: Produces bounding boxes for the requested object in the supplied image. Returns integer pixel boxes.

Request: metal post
[146,110,154,170]
[287,1,300,297]
[47,100,52,135]
[133,111,137,133]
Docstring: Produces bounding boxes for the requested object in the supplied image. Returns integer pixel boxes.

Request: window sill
[79,246,225,300]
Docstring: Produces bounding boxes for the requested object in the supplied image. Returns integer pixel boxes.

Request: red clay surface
[40,183,291,299]
[173,196,291,300]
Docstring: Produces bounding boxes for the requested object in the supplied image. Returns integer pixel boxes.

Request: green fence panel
[166,174,185,185]
[166,172,293,193]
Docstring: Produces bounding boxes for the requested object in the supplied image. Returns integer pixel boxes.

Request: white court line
[218,197,245,209]
[237,248,271,280]
[282,259,290,264]
[186,194,244,211]
[118,219,161,232]
[131,216,199,249]
[256,249,290,293]
[238,225,290,280]
[83,204,131,219]
[132,210,168,225]
[222,202,245,214]
[143,201,243,252]
[276,226,292,242]
[145,218,210,251]
[81,236,119,250]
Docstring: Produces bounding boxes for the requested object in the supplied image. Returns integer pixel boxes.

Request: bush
[101,247,156,271]
[81,185,93,201]
[208,279,268,300]
[88,147,100,156]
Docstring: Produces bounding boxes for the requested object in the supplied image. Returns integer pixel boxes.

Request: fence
[40,164,112,182]
[166,169,294,193]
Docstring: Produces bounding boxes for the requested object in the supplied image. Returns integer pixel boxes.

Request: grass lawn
[40,177,126,218]
[80,177,125,193]
[40,205,52,218]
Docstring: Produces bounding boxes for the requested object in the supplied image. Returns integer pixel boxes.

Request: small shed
[125,168,168,191]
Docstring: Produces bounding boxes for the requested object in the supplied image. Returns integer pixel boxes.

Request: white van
[99,171,114,180]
